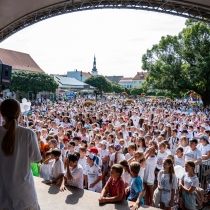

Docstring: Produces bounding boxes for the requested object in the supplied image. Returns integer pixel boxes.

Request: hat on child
[63,137,70,143]
[87,147,98,154]
[100,140,107,146]
[86,153,97,161]
[199,135,209,142]
[114,144,121,151]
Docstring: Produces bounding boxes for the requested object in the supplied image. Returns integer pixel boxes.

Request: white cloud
[0,9,186,77]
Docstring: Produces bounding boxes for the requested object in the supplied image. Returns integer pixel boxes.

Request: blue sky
[0,9,186,77]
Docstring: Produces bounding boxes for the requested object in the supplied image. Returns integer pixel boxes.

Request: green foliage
[10,71,58,94]
[84,76,112,92]
[142,20,210,106]
[130,87,143,95]
[111,83,124,93]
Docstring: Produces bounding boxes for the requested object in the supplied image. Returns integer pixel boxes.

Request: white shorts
[89,184,102,193]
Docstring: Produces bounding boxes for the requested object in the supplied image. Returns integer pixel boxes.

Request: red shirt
[107,177,125,199]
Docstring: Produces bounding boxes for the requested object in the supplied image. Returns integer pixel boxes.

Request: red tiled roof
[0,48,44,73]
[82,72,92,79]
[132,72,148,80]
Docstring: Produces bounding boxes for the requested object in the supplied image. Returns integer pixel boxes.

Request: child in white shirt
[46,149,65,185]
[175,147,185,167]
[40,151,54,180]
[84,153,102,193]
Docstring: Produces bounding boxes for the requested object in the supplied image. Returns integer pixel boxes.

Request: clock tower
[91,55,98,76]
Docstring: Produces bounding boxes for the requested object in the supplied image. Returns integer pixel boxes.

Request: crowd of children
[24,97,210,209]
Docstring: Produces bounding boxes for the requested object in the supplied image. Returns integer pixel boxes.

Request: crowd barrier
[198,160,210,190]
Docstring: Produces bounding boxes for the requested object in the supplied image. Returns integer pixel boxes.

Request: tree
[84,76,112,92]
[142,20,210,106]
[130,87,143,95]
[111,83,124,93]
[10,71,58,99]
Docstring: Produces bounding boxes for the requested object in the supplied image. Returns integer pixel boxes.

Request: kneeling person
[84,154,102,193]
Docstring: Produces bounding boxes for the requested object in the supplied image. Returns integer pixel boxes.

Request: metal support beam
[0,0,210,42]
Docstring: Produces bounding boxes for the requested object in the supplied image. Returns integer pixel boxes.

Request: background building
[67,70,91,82]
[105,75,123,84]
[132,72,148,88]
[91,55,98,76]
[0,48,44,73]
[54,76,93,90]
[118,77,133,88]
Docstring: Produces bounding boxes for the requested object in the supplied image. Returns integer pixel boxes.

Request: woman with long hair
[157,158,177,210]
[0,99,41,210]
[179,161,199,210]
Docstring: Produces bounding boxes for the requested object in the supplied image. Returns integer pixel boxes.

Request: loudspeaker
[0,64,12,87]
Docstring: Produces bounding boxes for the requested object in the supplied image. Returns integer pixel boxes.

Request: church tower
[91,55,98,76]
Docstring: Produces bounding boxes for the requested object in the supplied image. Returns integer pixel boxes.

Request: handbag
[153,187,161,208]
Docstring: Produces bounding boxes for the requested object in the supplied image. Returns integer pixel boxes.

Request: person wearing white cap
[197,135,210,162]
[84,153,102,193]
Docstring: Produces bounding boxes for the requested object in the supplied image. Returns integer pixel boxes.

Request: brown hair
[114,151,120,164]
[135,151,146,163]
[164,158,175,184]
[111,164,123,176]
[166,154,175,165]
[186,160,195,171]
[128,143,137,151]
[0,99,21,156]
[130,162,140,175]
[79,146,87,153]
[119,159,130,174]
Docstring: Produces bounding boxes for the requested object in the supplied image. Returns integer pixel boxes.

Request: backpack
[195,187,206,206]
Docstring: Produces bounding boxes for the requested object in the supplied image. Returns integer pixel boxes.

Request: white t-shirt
[61,147,68,158]
[123,131,129,140]
[125,153,132,161]
[179,145,190,153]
[174,155,185,167]
[197,143,210,156]
[184,148,202,162]
[130,116,140,127]
[184,148,202,173]
[158,171,178,207]
[139,167,145,181]
[40,160,54,180]
[181,173,199,192]
[98,148,109,159]
[0,126,42,210]
[121,171,132,185]
[52,159,65,178]
[168,137,179,155]
[66,164,84,189]
[78,157,87,173]
[84,164,102,191]
[143,156,157,184]
[74,145,80,152]
[165,149,172,155]
[157,151,168,170]
[110,153,125,164]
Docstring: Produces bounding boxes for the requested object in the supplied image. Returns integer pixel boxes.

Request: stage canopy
[1,0,210,42]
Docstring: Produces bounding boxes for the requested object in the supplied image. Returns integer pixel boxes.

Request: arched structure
[1,0,210,42]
